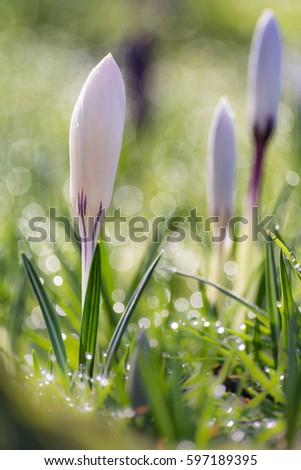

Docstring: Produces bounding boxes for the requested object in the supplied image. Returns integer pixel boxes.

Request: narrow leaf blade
[79,243,101,379]
[22,253,67,372]
[102,250,163,375]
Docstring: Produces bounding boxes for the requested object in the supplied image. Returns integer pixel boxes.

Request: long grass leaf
[267,229,301,285]
[236,350,285,405]
[279,253,300,447]
[22,253,67,372]
[102,250,163,375]
[79,243,101,379]
[265,242,281,368]
[172,268,269,327]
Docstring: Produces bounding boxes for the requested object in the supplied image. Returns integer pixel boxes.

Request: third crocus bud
[207,97,236,229]
[207,97,236,320]
[248,10,282,206]
[69,53,126,306]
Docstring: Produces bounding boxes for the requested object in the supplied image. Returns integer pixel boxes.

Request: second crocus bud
[247,10,282,207]
[69,53,126,305]
[249,9,282,142]
[207,97,236,229]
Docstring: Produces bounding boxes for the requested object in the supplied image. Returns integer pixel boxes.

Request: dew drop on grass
[190,291,203,309]
[187,310,200,320]
[204,321,210,327]
[84,403,94,412]
[170,321,179,330]
[161,309,169,318]
[213,384,226,398]
[123,408,135,419]
[217,326,224,334]
[85,352,93,360]
[149,338,158,347]
[286,170,299,186]
[147,296,160,309]
[174,297,189,312]
[177,440,195,450]
[111,289,125,302]
[238,344,245,351]
[227,420,234,428]
[138,317,151,329]
[113,302,124,314]
[232,430,245,442]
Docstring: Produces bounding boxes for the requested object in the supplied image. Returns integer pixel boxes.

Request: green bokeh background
[1,0,301,449]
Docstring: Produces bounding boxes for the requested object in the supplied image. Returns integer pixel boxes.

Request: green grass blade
[267,229,301,285]
[102,250,163,375]
[137,349,176,441]
[236,349,285,405]
[279,253,300,447]
[79,243,101,379]
[265,242,281,368]
[172,268,269,327]
[22,253,67,372]
[32,349,41,380]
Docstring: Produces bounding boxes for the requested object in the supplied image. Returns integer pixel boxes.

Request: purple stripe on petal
[92,201,103,251]
[78,189,88,269]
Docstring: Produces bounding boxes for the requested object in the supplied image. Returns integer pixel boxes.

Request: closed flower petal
[69,53,126,304]
[248,10,282,141]
[207,97,236,225]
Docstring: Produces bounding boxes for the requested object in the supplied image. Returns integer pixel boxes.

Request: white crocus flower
[207,98,236,321]
[69,53,126,305]
[248,9,282,142]
[207,97,236,228]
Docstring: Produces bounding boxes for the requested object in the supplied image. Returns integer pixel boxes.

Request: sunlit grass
[1,0,301,450]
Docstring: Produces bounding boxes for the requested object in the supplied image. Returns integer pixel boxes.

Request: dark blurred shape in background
[125,35,156,129]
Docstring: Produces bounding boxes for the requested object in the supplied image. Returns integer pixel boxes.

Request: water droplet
[123,408,135,418]
[190,291,203,309]
[238,344,245,351]
[138,317,151,329]
[232,429,245,442]
[170,321,179,330]
[227,420,234,428]
[286,170,299,186]
[174,297,189,312]
[213,384,226,398]
[217,326,225,334]
[113,302,124,314]
[149,338,158,348]
[248,311,256,319]
[276,301,282,309]
[253,420,261,429]
[204,321,210,327]
[161,309,169,318]
[176,440,195,450]
[85,352,93,360]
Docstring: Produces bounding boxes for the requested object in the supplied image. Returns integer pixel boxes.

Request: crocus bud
[247,11,282,207]
[69,53,126,304]
[248,10,282,143]
[207,97,236,227]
